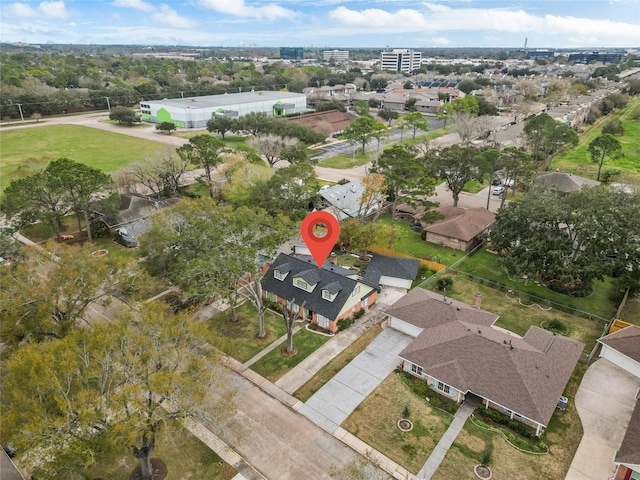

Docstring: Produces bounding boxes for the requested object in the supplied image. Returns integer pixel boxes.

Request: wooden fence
[367,245,446,273]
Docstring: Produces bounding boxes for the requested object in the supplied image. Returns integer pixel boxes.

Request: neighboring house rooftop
[94,193,179,229]
[362,254,420,288]
[390,288,584,427]
[424,207,495,242]
[320,181,382,220]
[262,253,375,320]
[615,398,640,468]
[598,325,640,363]
[533,172,600,193]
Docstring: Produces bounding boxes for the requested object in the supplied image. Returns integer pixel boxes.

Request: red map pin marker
[300,211,340,269]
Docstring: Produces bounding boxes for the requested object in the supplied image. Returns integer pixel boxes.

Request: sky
[1,0,639,49]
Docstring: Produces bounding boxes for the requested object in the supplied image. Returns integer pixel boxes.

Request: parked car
[502,178,514,187]
[491,178,501,186]
[492,186,505,195]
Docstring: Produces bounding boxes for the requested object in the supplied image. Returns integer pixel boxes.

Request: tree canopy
[588,133,622,181]
[427,145,483,207]
[177,135,227,198]
[341,116,386,153]
[109,106,140,126]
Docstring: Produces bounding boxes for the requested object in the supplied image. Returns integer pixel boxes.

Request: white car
[492,186,505,196]
[502,178,514,187]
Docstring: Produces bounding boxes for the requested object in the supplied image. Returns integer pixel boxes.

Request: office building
[280,47,304,60]
[323,50,349,62]
[380,49,421,74]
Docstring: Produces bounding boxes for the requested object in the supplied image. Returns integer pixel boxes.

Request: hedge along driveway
[0,124,171,190]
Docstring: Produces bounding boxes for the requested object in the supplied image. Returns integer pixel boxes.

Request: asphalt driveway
[566,358,640,480]
[299,327,414,433]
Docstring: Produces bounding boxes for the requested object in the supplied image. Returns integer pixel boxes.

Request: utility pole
[105,97,111,111]
[16,103,25,123]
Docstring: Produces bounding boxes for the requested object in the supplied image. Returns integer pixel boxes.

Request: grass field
[79,418,236,480]
[0,124,169,191]
[249,328,330,382]
[342,372,453,474]
[552,96,640,186]
[205,303,288,363]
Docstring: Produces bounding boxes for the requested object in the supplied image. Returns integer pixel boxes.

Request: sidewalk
[416,401,476,479]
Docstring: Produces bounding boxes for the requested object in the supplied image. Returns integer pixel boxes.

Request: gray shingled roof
[262,253,375,319]
[390,288,584,426]
[533,172,600,193]
[362,254,420,287]
[598,326,640,363]
[615,398,640,467]
[424,207,495,242]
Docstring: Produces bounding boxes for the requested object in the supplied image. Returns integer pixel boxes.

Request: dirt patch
[129,458,168,480]
[281,345,299,356]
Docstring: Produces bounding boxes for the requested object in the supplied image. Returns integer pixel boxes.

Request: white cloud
[327,3,640,43]
[110,0,154,13]
[151,4,198,29]
[39,1,68,19]
[9,1,68,19]
[200,0,298,20]
[429,36,452,45]
[9,2,39,17]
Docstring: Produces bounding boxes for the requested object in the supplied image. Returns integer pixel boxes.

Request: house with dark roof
[261,253,378,333]
[533,172,600,193]
[424,206,495,252]
[387,288,584,436]
[362,254,420,290]
[614,399,640,480]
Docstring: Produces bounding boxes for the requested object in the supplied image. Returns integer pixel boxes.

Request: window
[295,279,308,290]
[351,285,360,297]
[322,290,334,301]
[410,364,423,375]
[317,314,329,328]
[437,382,451,395]
[274,269,287,281]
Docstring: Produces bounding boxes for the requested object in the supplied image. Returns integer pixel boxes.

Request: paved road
[565,358,640,480]
[299,327,414,434]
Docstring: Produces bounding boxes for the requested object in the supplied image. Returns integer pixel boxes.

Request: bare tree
[248,134,298,168]
[282,299,306,354]
[451,111,482,146]
[127,147,190,197]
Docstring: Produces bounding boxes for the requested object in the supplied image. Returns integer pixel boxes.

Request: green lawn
[80,418,236,480]
[551,96,640,186]
[205,302,288,363]
[249,328,331,382]
[375,213,463,265]
[318,150,371,169]
[0,124,169,190]
[457,248,618,320]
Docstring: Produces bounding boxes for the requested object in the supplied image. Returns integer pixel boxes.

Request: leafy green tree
[588,133,622,181]
[497,147,533,206]
[403,111,428,139]
[108,106,140,126]
[341,116,385,153]
[48,158,113,243]
[0,302,234,480]
[523,113,578,169]
[457,79,480,94]
[436,96,479,126]
[490,188,640,293]
[371,145,436,228]
[177,135,227,199]
[428,145,482,207]
[316,99,347,113]
[139,200,292,336]
[353,100,370,117]
[155,121,176,134]
[378,108,399,126]
[339,218,393,257]
[238,111,271,136]
[206,115,237,139]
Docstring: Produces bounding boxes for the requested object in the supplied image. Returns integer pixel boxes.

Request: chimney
[473,293,482,309]
[329,252,337,265]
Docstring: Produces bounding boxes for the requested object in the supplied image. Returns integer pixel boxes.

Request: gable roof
[533,172,600,193]
[363,254,420,287]
[93,193,179,228]
[262,253,375,319]
[391,288,584,426]
[598,325,640,363]
[615,398,640,467]
[424,207,495,242]
[320,181,382,220]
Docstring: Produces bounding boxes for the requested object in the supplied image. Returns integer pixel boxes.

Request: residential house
[362,254,420,290]
[319,181,384,221]
[598,326,640,480]
[393,203,426,224]
[261,253,377,333]
[387,287,584,436]
[533,172,600,193]
[92,193,179,246]
[423,206,495,252]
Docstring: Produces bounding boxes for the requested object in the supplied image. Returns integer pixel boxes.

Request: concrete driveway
[566,358,640,480]
[299,327,413,433]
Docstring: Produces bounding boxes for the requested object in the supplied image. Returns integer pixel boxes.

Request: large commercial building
[323,50,349,62]
[140,91,307,129]
[280,47,304,60]
[568,51,622,64]
[380,49,421,74]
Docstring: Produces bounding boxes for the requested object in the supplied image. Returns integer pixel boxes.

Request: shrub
[403,404,411,419]
[545,318,566,333]
[477,406,534,438]
[602,119,624,136]
[337,317,353,330]
[353,309,365,319]
[601,168,621,183]
[481,447,493,466]
[436,276,454,291]
[264,299,283,314]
